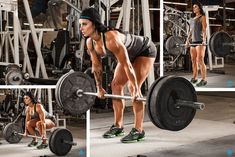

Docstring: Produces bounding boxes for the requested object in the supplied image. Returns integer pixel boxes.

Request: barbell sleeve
[63,140,77,146]
[175,100,205,110]
[76,89,146,101]
[223,42,235,46]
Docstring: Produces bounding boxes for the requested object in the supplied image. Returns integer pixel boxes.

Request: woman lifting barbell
[79,8,157,143]
[185,1,207,87]
[23,91,55,149]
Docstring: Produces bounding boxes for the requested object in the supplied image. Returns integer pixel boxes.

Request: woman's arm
[201,16,207,44]
[186,31,192,43]
[86,38,106,98]
[24,107,30,134]
[37,104,46,138]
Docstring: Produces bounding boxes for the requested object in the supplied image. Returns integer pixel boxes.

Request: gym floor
[165,63,235,88]
[0,119,86,157]
[90,92,235,157]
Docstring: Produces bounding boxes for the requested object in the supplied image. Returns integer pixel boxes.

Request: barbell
[3,123,76,156]
[165,31,234,57]
[55,71,205,131]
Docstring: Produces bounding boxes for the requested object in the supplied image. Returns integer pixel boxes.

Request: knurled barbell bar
[3,123,76,156]
[13,132,76,146]
[165,31,235,57]
[176,43,208,47]
[55,71,205,131]
[76,90,205,110]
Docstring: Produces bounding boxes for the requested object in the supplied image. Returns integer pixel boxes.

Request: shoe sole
[196,83,207,87]
[121,137,145,143]
[103,132,125,139]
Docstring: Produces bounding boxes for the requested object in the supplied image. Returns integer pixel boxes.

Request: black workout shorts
[138,41,157,58]
[191,41,203,47]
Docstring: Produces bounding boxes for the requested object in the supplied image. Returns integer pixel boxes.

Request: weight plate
[208,31,216,56]
[55,71,96,115]
[149,76,197,131]
[55,72,71,108]
[210,31,233,57]
[49,128,59,154]
[3,123,23,144]
[5,69,23,85]
[165,36,185,56]
[146,76,168,129]
[49,128,73,156]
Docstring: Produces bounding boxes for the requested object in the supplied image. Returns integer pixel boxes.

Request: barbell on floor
[55,71,205,131]
[3,123,76,156]
[165,31,234,57]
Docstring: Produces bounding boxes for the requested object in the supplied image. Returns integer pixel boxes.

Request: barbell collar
[175,100,205,110]
[76,89,147,101]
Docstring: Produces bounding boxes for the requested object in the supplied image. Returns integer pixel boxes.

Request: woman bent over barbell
[23,91,55,149]
[79,8,157,143]
[186,1,207,87]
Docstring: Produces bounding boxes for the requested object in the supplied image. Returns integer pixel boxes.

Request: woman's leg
[26,119,38,141]
[196,45,206,80]
[130,56,155,132]
[36,119,55,143]
[190,47,198,80]
[111,63,128,128]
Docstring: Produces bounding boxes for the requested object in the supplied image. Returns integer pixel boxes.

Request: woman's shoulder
[86,37,94,50]
[104,30,124,43]
[35,103,43,110]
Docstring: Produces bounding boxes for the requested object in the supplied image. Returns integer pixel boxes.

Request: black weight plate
[150,76,197,131]
[55,72,71,108]
[49,128,59,154]
[146,76,168,129]
[208,32,216,56]
[49,128,73,156]
[148,76,176,130]
[165,36,184,56]
[56,71,96,115]
[210,31,233,57]
[3,123,23,143]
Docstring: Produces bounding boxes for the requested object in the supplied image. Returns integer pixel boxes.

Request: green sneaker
[196,80,207,87]
[36,143,48,149]
[27,140,38,147]
[190,78,198,84]
[103,124,125,138]
[121,128,145,143]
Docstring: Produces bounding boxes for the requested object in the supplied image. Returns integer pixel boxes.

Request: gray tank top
[92,32,150,62]
[190,16,203,42]
[30,104,50,120]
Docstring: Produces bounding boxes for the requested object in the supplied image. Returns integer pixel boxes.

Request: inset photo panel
[0,88,86,157]
[163,0,235,88]
[89,0,161,156]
